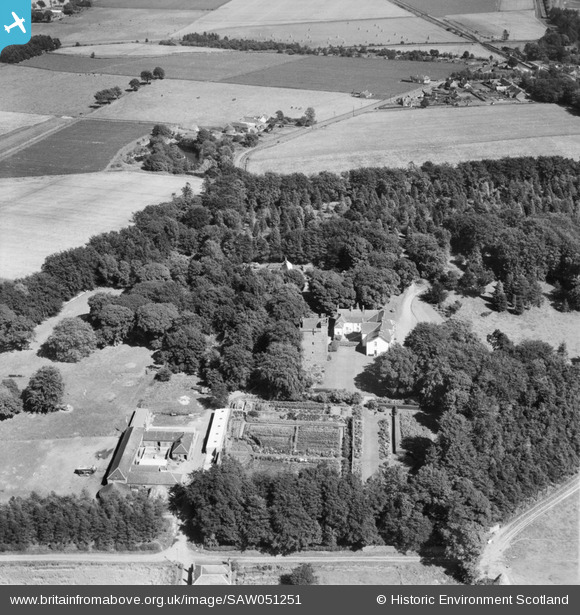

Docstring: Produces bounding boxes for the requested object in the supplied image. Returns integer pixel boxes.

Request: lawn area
[222,56,455,98]
[0,172,195,279]
[247,104,580,175]
[0,562,179,585]
[0,66,132,117]
[504,491,579,584]
[449,283,580,358]
[320,347,375,393]
[22,49,304,82]
[31,8,206,45]
[0,120,153,178]
[93,78,374,126]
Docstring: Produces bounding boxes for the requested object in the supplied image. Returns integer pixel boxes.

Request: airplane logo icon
[4,12,26,34]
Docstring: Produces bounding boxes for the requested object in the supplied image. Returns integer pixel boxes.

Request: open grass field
[0,120,153,178]
[504,491,579,584]
[22,49,304,82]
[448,11,547,41]
[0,111,54,137]
[0,562,179,585]
[499,0,536,9]
[57,43,226,57]
[0,172,196,279]
[93,79,374,126]
[204,17,464,47]
[0,66,129,117]
[223,56,454,98]
[247,104,580,175]
[0,437,117,502]
[32,8,206,45]
[449,283,580,358]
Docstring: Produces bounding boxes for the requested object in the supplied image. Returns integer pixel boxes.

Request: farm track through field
[479,474,580,580]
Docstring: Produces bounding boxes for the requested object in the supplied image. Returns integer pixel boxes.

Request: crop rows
[295,425,341,455]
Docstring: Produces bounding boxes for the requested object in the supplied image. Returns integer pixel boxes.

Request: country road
[479,474,580,582]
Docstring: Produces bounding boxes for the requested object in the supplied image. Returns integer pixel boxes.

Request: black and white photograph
[0,0,578,597]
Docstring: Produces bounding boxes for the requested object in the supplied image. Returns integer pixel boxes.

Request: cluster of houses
[224,114,269,135]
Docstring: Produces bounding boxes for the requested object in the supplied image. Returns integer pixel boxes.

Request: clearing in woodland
[31,8,207,45]
[0,120,153,178]
[247,104,580,175]
[0,173,195,279]
[93,79,375,126]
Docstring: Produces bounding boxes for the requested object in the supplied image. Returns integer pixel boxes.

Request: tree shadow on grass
[354,361,383,396]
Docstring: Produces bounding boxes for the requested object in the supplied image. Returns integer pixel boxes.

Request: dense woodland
[1,157,580,406]
[175,322,579,580]
[0,35,61,64]
[0,491,164,551]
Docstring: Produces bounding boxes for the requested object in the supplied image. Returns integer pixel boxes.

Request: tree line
[0,491,164,551]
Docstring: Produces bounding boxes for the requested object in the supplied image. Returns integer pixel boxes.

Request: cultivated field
[22,50,304,82]
[0,120,153,178]
[0,111,54,137]
[0,172,196,279]
[499,0,536,9]
[448,11,547,41]
[180,0,412,30]
[0,562,179,585]
[93,79,374,126]
[223,56,454,98]
[247,104,580,175]
[31,8,206,45]
[205,17,464,47]
[401,0,498,16]
[503,493,579,584]
[57,43,226,57]
[0,66,131,116]
[94,0,229,8]
[449,283,580,358]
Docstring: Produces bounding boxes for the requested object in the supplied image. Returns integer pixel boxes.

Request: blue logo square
[1,0,31,54]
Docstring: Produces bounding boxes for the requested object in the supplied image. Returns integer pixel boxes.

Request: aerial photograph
[0,0,578,590]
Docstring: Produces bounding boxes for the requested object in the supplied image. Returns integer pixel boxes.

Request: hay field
[203,17,463,47]
[0,111,54,137]
[94,0,228,8]
[0,172,196,279]
[183,0,411,30]
[0,120,153,178]
[57,43,226,57]
[0,437,117,502]
[94,79,374,126]
[448,11,547,40]
[223,56,454,98]
[32,8,206,45]
[0,562,178,585]
[504,491,579,584]
[0,66,129,116]
[247,104,580,175]
[23,50,304,82]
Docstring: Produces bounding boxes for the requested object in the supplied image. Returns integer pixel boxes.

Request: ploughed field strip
[0,119,152,177]
[221,56,455,98]
[21,50,305,82]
